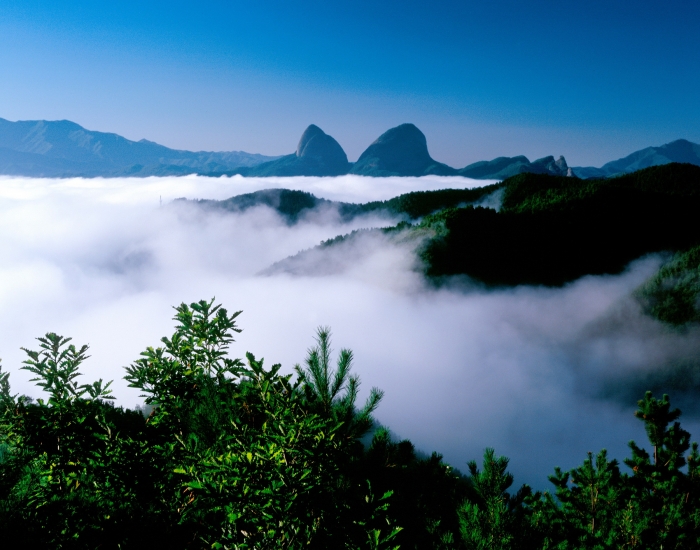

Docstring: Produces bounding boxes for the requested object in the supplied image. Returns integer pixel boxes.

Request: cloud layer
[1,174,698,489]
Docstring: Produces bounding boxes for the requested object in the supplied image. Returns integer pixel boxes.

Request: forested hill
[181,184,502,224]
[421,163,700,286]
[261,163,700,289]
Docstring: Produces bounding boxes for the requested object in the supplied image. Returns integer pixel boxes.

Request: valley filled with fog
[1,173,699,489]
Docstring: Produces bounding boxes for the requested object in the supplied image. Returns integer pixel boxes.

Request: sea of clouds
[1,173,699,489]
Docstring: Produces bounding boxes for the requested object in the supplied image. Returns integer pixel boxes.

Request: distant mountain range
[234,124,700,179]
[1,117,699,179]
[571,139,700,178]
[0,118,279,177]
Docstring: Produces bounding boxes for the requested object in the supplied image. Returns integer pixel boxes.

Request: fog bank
[0,174,698,488]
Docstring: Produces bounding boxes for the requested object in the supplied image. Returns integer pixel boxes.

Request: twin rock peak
[241,123,571,179]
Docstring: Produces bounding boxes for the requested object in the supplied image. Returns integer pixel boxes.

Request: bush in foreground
[2,299,700,549]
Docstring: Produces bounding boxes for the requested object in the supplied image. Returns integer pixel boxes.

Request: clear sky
[1,0,698,167]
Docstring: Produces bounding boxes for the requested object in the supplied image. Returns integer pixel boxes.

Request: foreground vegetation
[2,299,700,549]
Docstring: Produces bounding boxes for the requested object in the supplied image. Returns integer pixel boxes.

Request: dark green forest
[635,245,700,326]
[419,163,700,287]
[250,163,700,323]
[2,299,700,549]
[209,163,700,310]
[189,184,501,225]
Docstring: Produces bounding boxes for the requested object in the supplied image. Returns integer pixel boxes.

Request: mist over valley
[4,1,700,545]
[2,172,699,489]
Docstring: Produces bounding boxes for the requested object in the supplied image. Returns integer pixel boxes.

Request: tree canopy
[2,299,700,548]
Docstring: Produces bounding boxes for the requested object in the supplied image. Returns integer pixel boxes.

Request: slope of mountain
[279,163,700,286]
[0,118,277,177]
[185,189,342,224]
[572,139,700,178]
[459,154,571,179]
[421,162,700,285]
[458,156,531,179]
[350,124,456,177]
[231,125,350,177]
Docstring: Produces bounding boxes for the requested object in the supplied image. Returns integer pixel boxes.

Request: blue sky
[1,0,698,166]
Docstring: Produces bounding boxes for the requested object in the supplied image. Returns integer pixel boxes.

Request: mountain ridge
[1,117,698,179]
[0,118,279,177]
[572,139,700,178]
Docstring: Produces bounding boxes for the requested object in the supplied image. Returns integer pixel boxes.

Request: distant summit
[296,124,348,168]
[350,124,456,176]
[458,156,532,179]
[0,118,276,177]
[573,139,700,178]
[465,140,700,180]
[238,125,350,177]
[531,155,570,176]
[239,123,456,178]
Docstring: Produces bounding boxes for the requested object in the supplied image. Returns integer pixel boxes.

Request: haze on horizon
[1,0,699,167]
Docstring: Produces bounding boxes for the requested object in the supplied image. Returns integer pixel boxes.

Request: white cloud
[0,174,698,489]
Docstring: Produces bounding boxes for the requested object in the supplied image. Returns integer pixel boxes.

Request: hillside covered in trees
[419,163,700,286]
[252,162,700,325]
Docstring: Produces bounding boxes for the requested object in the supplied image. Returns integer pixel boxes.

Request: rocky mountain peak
[350,123,455,176]
[531,155,570,176]
[295,124,348,168]
[360,123,431,163]
[296,124,324,157]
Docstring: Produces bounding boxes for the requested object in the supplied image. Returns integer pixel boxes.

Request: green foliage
[360,428,468,549]
[419,163,700,285]
[458,448,531,550]
[0,299,415,548]
[168,352,346,548]
[621,392,696,547]
[295,326,383,439]
[357,185,502,220]
[528,392,700,550]
[543,450,630,548]
[636,244,700,326]
[123,300,395,548]
[0,360,13,407]
[21,332,114,403]
[6,298,700,548]
[1,333,164,548]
